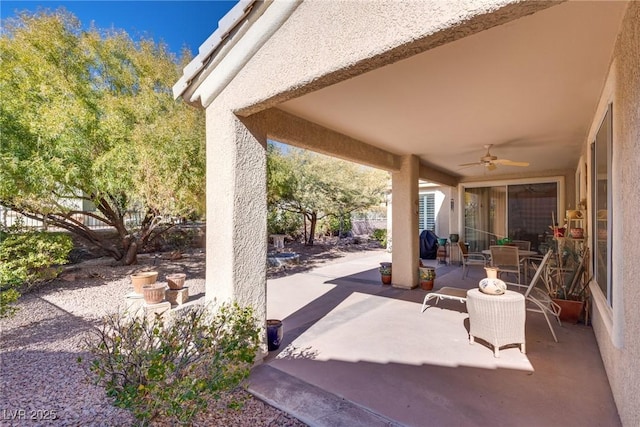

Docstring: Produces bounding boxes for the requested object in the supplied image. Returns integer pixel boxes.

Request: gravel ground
[0,250,306,426]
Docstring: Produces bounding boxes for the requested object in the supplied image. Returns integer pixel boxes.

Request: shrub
[267,209,302,238]
[320,215,352,237]
[84,303,260,425]
[0,230,73,318]
[371,228,387,247]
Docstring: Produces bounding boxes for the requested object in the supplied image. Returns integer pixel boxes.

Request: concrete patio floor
[248,250,620,427]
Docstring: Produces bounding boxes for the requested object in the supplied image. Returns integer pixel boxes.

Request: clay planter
[131,271,158,294]
[419,267,436,290]
[143,284,166,305]
[553,299,585,324]
[166,273,186,290]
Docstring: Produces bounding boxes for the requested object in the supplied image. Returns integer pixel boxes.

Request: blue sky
[0,1,237,56]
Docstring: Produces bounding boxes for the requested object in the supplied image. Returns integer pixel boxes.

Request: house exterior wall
[587,2,639,425]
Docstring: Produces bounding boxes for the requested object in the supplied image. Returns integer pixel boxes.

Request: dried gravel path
[0,251,306,426]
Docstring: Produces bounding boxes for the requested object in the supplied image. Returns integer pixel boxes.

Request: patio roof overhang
[272,1,627,182]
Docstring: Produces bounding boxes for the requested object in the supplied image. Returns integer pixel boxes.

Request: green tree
[267,143,388,245]
[0,10,205,265]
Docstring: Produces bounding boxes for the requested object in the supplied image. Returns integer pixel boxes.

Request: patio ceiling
[276,1,627,180]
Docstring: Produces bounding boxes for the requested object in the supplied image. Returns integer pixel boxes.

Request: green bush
[84,303,260,425]
[267,209,302,238]
[372,228,387,247]
[0,231,73,318]
[321,215,352,237]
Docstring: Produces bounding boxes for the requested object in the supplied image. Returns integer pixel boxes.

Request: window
[592,104,612,306]
[463,182,559,253]
[418,193,435,233]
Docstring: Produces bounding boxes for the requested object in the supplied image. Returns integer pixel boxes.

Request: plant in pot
[546,239,591,324]
[419,267,436,290]
[379,262,392,285]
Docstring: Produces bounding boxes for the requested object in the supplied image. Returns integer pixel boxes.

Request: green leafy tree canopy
[267,143,388,245]
[0,10,205,264]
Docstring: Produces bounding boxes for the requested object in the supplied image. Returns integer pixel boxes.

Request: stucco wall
[590,2,639,426]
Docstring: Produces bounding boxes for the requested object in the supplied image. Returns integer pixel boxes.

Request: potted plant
[546,238,590,323]
[419,267,436,290]
[379,262,392,285]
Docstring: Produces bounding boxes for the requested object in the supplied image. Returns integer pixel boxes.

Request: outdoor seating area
[260,250,620,426]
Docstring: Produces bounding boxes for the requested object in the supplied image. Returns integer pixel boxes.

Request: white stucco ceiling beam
[253,108,402,172]
[418,164,458,187]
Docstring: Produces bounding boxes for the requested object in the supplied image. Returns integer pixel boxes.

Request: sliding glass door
[464,182,558,253]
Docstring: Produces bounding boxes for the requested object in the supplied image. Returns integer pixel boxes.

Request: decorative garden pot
[484,267,499,279]
[379,263,392,285]
[266,319,284,351]
[479,267,506,295]
[131,271,158,294]
[479,277,506,295]
[142,284,166,304]
[553,299,585,324]
[419,267,436,290]
[166,273,186,290]
[570,228,584,239]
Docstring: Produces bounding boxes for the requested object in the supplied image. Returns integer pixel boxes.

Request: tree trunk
[303,213,308,244]
[306,212,317,245]
[122,239,138,265]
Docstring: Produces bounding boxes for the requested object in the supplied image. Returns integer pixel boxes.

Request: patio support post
[391,155,419,289]
[203,107,267,325]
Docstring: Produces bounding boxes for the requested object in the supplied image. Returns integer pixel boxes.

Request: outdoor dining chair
[490,245,521,284]
[457,241,487,279]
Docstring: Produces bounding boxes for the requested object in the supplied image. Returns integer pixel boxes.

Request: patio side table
[466,288,526,358]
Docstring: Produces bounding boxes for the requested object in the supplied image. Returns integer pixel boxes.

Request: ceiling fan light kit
[459,144,530,170]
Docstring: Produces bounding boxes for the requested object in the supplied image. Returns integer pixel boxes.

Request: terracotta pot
[420,280,434,291]
[166,273,186,290]
[142,284,166,305]
[381,274,392,285]
[570,228,584,239]
[131,271,158,294]
[553,299,585,324]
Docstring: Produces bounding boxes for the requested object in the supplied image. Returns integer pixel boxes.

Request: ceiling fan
[459,144,530,171]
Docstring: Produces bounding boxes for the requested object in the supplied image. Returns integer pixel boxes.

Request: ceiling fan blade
[494,159,530,167]
[458,161,483,167]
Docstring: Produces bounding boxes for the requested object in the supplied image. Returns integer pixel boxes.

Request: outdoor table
[466,288,526,357]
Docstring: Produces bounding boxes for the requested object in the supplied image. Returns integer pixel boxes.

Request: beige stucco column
[204,107,267,323]
[391,155,419,289]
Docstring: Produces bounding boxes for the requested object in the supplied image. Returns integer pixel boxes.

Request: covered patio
[174,0,639,424]
[251,252,619,426]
